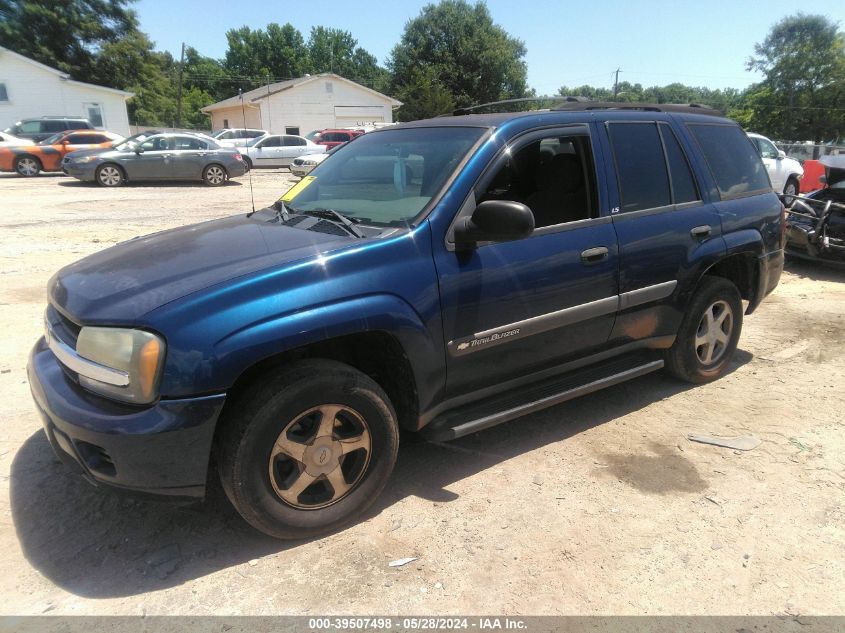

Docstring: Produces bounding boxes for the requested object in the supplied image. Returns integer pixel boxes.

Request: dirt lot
[0,171,843,616]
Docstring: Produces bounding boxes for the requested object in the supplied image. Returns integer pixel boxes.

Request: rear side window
[258,136,281,148]
[43,120,67,132]
[68,134,104,144]
[608,122,671,212]
[659,124,699,205]
[284,136,306,146]
[173,136,207,150]
[67,120,91,130]
[688,124,771,198]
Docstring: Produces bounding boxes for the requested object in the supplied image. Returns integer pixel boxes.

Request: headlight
[303,160,317,165]
[71,155,98,163]
[76,327,165,404]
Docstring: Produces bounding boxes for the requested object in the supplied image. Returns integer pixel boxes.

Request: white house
[202,73,401,136]
[0,47,133,136]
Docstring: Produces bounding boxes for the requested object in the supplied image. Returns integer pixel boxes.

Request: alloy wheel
[205,165,225,185]
[694,300,733,365]
[16,157,39,176]
[98,165,122,186]
[268,404,372,510]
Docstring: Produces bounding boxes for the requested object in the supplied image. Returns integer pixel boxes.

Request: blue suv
[29,103,784,538]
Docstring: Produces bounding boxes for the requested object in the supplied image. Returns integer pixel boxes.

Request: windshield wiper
[301,208,365,238]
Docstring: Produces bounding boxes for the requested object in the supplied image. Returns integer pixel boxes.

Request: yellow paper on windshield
[280,176,316,203]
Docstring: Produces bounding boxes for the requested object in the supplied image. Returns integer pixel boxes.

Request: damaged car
[784,155,845,265]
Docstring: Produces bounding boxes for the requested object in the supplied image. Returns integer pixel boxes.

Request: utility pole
[175,42,185,129]
[613,67,621,99]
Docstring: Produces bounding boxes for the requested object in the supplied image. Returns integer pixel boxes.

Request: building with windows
[201,73,401,136]
[0,47,133,136]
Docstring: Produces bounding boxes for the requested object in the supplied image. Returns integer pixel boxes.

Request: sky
[135,0,845,94]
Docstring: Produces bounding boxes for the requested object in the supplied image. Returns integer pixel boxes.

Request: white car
[212,128,267,147]
[0,131,27,147]
[237,134,325,169]
[748,133,804,198]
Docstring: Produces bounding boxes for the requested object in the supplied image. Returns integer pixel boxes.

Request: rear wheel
[14,156,41,177]
[218,359,399,539]
[203,163,227,186]
[665,276,743,383]
[95,164,124,187]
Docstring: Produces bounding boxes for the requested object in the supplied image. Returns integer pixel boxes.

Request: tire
[218,359,399,539]
[664,276,743,384]
[203,163,228,186]
[95,164,124,187]
[783,177,799,205]
[14,155,41,177]
[242,157,253,170]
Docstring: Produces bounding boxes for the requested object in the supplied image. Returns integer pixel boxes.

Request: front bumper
[61,161,97,181]
[28,338,226,499]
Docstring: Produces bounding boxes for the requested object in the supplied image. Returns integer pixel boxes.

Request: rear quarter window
[688,124,771,198]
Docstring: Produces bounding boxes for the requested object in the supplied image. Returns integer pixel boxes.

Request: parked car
[212,128,267,147]
[309,128,364,149]
[0,131,27,147]
[237,134,325,169]
[784,154,845,265]
[29,103,783,539]
[0,130,123,176]
[748,132,804,198]
[289,144,342,177]
[62,132,247,186]
[4,117,94,143]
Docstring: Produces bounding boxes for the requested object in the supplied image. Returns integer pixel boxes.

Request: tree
[306,26,389,92]
[746,13,845,141]
[222,23,309,92]
[388,0,528,120]
[0,0,137,78]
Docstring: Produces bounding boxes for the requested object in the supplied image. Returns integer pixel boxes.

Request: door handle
[690,225,712,239]
[581,246,609,263]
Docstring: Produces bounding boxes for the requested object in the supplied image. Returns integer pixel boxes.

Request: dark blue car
[29,103,784,538]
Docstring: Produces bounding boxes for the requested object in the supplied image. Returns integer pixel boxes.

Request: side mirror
[777,150,786,160]
[134,146,144,155]
[454,200,535,246]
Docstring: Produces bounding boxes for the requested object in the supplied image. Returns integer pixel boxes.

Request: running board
[422,354,664,442]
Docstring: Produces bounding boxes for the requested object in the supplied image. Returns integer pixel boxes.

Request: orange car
[0,130,123,176]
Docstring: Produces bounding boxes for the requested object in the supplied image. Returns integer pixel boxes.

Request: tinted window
[217,131,235,140]
[283,136,306,146]
[173,136,207,150]
[478,133,597,228]
[689,124,771,197]
[608,122,671,212]
[659,124,699,204]
[19,121,40,133]
[258,136,281,148]
[322,132,349,142]
[43,120,67,132]
[246,130,265,138]
[68,134,103,144]
[67,120,90,130]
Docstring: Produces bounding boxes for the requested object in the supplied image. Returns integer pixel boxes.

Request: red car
[309,129,364,149]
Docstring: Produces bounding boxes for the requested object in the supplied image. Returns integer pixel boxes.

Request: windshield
[114,132,154,151]
[285,127,485,227]
[39,132,66,145]
[245,136,264,147]
[305,130,322,141]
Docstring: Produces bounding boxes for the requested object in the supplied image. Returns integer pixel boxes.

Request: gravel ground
[0,171,843,616]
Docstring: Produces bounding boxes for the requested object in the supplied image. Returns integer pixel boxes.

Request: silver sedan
[62,133,248,186]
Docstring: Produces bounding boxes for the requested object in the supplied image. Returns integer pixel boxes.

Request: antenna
[240,88,257,215]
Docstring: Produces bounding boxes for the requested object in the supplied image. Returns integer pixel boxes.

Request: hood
[50,209,354,323]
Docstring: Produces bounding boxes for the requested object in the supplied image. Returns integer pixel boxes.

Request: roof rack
[448,95,590,117]
[550,101,723,115]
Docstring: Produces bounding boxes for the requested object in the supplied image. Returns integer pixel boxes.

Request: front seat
[525,153,588,228]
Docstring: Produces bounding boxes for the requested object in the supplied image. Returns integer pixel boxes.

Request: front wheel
[217,359,399,539]
[783,177,799,205]
[202,164,228,186]
[96,164,124,187]
[665,276,743,383]
[14,156,41,177]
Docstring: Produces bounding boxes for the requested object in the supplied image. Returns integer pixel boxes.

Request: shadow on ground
[10,351,751,598]
[784,257,845,281]
[57,179,243,188]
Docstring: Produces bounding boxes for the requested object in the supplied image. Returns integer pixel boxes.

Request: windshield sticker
[281,176,316,203]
